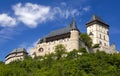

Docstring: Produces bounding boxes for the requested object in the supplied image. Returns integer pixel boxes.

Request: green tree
[92,44,100,48]
[55,44,66,60]
[80,33,92,48]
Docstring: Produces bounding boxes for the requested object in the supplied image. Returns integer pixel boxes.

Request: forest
[0,47,120,76]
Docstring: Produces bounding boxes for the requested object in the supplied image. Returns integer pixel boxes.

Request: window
[89,32,93,36]
[99,34,101,39]
[38,48,44,52]
[104,43,106,46]
[107,31,109,35]
[104,35,105,40]
[99,41,102,45]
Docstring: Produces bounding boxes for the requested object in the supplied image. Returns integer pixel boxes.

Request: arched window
[38,48,44,52]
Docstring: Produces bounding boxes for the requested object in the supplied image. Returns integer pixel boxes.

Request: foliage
[55,44,66,60]
[80,33,92,48]
[92,44,100,48]
[1,48,120,76]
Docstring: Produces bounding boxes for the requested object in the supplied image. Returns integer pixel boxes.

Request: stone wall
[30,30,80,58]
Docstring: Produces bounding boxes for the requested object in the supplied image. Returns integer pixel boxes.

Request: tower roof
[47,19,78,37]
[91,15,104,22]
[5,48,28,58]
[70,18,78,30]
[86,15,109,28]
[38,19,80,44]
[10,48,27,54]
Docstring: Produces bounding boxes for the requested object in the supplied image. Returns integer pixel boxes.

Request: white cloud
[13,3,53,28]
[0,2,91,28]
[0,14,16,27]
[52,7,80,19]
[83,6,91,12]
[12,3,83,28]
[0,2,90,28]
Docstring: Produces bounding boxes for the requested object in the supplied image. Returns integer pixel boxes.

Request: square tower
[86,15,110,49]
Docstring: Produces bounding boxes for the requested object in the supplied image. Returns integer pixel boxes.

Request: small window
[99,41,102,45]
[104,35,105,40]
[99,34,101,39]
[38,48,44,52]
[104,43,106,46]
[107,31,109,35]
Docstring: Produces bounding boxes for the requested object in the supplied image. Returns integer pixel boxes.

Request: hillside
[0,47,120,76]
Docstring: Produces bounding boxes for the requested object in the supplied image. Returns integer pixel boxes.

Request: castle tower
[70,19,80,51]
[86,15,110,49]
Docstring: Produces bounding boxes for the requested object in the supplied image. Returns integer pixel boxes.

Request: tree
[80,33,92,48]
[55,44,66,60]
[92,44,100,48]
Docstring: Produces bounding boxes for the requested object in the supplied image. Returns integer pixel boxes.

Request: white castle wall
[87,24,110,48]
[30,30,80,58]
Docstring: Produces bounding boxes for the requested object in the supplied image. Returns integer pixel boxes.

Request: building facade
[5,48,28,64]
[86,15,118,53]
[30,15,118,58]
[30,20,81,58]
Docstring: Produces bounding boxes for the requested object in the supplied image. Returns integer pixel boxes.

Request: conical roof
[70,18,78,30]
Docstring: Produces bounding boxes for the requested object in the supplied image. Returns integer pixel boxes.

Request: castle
[5,48,28,64]
[5,15,118,64]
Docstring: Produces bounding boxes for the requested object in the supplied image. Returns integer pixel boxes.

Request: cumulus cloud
[0,3,90,28]
[12,3,81,28]
[0,1,92,29]
[13,3,53,28]
[0,14,16,27]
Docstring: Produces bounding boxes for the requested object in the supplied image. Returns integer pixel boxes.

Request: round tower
[70,19,80,51]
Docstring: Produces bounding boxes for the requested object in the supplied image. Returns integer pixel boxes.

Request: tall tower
[86,15,110,49]
[70,19,80,51]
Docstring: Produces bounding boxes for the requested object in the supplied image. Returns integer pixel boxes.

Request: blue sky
[0,0,120,61]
